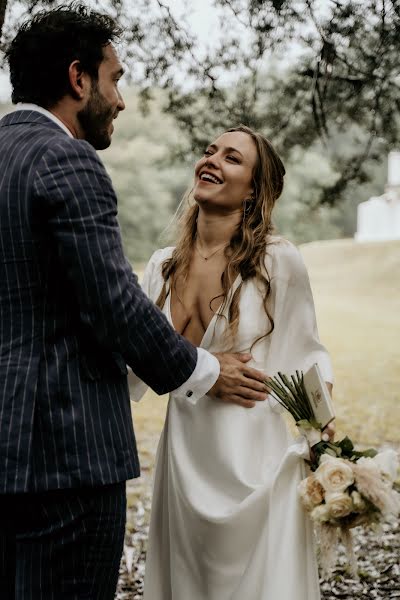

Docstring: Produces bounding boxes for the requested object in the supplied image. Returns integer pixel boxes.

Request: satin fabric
[136,237,333,600]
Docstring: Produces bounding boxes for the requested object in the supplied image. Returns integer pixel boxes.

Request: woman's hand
[321,419,336,443]
[321,382,335,442]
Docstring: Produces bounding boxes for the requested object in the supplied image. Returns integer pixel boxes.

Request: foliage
[101,87,389,258]
[101,89,190,262]
[1,0,399,206]
[0,82,388,261]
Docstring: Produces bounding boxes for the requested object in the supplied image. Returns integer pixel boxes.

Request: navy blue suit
[0,109,198,597]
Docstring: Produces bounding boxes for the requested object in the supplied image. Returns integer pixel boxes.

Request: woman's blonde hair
[156,125,286,350]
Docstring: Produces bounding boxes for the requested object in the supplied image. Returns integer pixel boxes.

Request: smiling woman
[154,126,286,349]
[131,124,334,600]
[193,131,258,217]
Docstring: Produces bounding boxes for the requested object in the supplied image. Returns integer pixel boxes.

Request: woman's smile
[193,131,257,211]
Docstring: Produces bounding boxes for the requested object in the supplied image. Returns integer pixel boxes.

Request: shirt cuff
[170,348,220,405]
[127,367,148,402]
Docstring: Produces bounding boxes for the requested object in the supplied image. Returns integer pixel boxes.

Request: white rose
[351,490,367,513]
[298,475,325,511]
[325,492,353,518]
[311,504,331,522]
[372,450,399,482]
[356,456,381,475]
[315,455,354,494]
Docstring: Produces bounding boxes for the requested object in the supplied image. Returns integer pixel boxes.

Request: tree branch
[0,0,8,41]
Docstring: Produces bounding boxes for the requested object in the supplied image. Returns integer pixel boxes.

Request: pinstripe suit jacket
[0,110,197,493]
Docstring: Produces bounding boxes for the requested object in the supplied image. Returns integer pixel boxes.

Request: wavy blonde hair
[156,125,285,350]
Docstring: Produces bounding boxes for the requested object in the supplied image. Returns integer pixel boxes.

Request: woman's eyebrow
[225,146,243,157]
[208,143,244,157]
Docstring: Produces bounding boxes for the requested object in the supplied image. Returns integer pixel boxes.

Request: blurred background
[1,2,399,594]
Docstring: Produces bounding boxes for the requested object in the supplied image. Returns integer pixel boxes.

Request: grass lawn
[300,238,400,446]
[131,239,400,449]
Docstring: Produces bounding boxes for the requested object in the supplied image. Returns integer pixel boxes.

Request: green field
[131,239,400,449]
[301,238,400,446]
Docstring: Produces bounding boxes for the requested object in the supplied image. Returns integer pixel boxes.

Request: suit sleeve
[129,250,220,403]
[128,251,160,401]
[33,137,197,395]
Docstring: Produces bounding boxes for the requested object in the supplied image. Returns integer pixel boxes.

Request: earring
[243,198,254,215]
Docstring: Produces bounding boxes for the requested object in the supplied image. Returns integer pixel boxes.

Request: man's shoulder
[0,110,98,162]
[41,133,99,164]
[0,109,65,137]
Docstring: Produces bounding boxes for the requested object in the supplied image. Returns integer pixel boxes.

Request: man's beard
[77,83,116,150]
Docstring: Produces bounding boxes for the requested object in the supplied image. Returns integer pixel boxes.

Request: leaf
[297,419,314,429]
[325,448,338,457]
[359,448,378,458]
[338,436,354,454]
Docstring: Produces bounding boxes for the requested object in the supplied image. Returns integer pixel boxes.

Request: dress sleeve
[140,249,167,299]
[265,241,333,383]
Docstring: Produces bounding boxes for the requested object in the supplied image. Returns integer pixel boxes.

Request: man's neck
[48,102,84,139]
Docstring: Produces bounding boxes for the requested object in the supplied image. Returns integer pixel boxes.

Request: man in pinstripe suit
[0,4,267,599]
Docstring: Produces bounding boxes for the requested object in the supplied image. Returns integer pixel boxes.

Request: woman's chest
[170,264,225,341]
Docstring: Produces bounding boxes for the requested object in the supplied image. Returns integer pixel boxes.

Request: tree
[1,0,399,205]
[161,0,400,205]
[0,0,6,36]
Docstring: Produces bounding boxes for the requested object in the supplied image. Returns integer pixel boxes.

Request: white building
[355,151,400,242]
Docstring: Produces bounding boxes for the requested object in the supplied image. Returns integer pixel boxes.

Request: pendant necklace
[195,241,229,261]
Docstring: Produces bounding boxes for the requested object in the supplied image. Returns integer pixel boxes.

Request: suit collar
[16,103,74,137]
[0,109,71,137]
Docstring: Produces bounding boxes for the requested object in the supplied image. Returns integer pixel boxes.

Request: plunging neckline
[165,274,242,349]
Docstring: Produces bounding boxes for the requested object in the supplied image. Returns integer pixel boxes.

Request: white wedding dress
[132,237,333,600]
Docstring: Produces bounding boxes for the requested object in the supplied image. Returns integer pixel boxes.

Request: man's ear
[68,60,91,101]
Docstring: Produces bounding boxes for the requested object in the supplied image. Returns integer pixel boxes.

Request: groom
[0,4,267,599]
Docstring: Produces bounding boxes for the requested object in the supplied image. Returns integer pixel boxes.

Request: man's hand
[209,353,268,408]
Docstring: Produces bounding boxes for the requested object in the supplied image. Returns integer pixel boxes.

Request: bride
[131,125,334,599]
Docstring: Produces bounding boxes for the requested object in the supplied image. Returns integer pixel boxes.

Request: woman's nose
[204,154,219,169]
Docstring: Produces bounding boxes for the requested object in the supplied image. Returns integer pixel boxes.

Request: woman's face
[193,131,258,212]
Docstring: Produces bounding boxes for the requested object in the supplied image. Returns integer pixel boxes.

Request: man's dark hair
[5,3,123,108]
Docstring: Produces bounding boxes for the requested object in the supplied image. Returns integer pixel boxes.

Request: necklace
[194,241,229,261]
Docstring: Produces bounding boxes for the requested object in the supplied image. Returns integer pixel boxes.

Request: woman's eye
[227,155,239,163]
[204,149,212,156]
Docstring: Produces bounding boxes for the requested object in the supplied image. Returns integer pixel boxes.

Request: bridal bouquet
[267,371,400,577]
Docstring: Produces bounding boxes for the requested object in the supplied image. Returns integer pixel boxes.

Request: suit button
[186,390,193,398]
